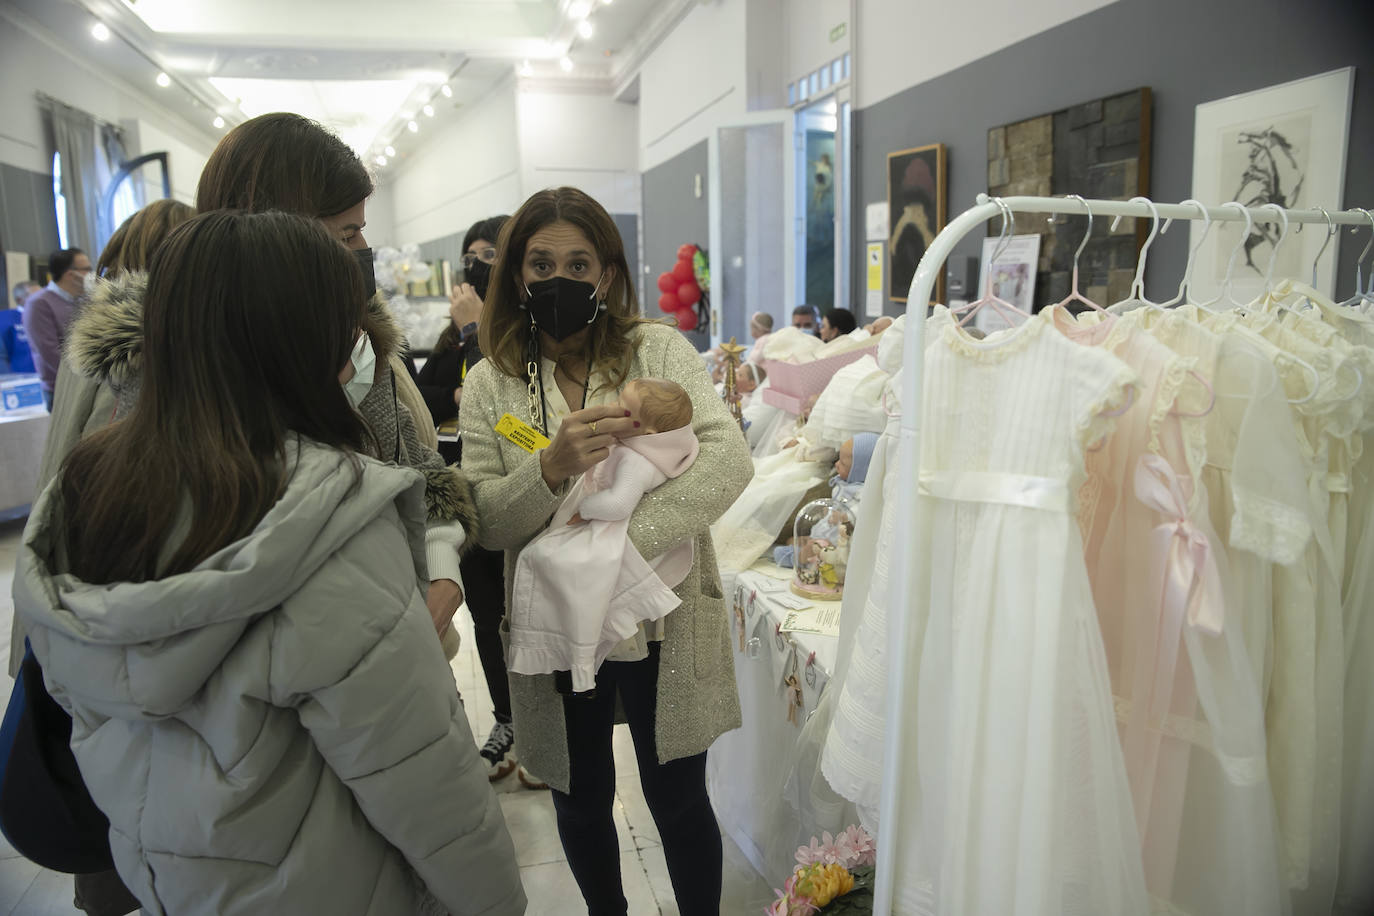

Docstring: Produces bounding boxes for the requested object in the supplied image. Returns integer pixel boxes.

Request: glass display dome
[790,496,856,600]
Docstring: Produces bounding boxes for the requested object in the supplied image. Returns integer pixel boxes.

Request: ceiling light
[155,72,171,88]
[376,155,388,166]
[577,19,594,38]
[600,0,613,5]
[519,60,533,77]
[559,56,574,73]
[423,104,435,117]
[91,22,111,41]
[568,0,592,18]
[212,116,225,129]
[384,145,395,157]
[407,120,418,133]
[440,83,452,98]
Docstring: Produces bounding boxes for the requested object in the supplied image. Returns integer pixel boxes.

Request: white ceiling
[18,0,676,167]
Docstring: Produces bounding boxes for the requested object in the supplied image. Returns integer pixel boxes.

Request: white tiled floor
[0,516,775,914]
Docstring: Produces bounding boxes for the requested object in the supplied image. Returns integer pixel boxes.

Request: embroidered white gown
[824,308,1149,916]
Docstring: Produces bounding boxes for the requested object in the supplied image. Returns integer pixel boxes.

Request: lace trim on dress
[1074,362,1140,454]
[1229,486,1312,566]
[939,308,1047,363]
[1112,696,1268,787]
[1146,352,1195,459]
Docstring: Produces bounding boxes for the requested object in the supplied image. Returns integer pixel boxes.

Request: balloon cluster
[656,243,709,333]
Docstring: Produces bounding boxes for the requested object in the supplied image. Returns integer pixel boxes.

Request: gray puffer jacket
[13,440,525,916]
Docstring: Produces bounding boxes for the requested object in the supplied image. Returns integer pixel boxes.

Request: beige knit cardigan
[459,322,753,792]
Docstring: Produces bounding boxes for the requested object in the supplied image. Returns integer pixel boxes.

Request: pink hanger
[1053,195,1109,314]
[953,197,1034,329]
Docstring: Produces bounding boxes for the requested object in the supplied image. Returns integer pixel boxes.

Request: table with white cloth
[707,561,845,885]
[0,407,49,516]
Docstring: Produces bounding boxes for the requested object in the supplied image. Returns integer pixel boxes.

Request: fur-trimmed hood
[66,271,404,385]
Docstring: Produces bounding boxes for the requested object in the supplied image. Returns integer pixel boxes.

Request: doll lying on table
[774,431,878,569]
[508,378,699,695]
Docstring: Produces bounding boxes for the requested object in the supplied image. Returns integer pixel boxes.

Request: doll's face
[835,438,855,481]
[735,363,758,393]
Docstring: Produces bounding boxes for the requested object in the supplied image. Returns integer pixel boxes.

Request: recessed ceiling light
[376,155,388,166]
[91,22,110,41]
[384,145,395,157]
[559,56,574,72]
[155,72,171,88]
[423,104,435,117]
[568,0,591,18]
[600,0,612,5]
[519,60,533,77]
[577,19,594,38]
[212,116,225,129]
[440,83,452,98]
[407,120,419,133]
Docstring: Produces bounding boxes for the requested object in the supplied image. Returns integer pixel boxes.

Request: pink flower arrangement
[795,825,877,869]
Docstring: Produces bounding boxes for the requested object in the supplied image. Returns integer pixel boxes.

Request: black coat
[416,333,484,464]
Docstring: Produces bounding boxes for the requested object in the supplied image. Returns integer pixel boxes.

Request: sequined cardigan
[459,322,752,792]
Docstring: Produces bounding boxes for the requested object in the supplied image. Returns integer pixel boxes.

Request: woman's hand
[452,386,463,408]
[449,283,483,329]
[426,578,464,636]
[539,403,642,491]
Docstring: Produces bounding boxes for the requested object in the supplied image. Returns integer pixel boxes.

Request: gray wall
[1,162,62,264]
[852,0,1374,314]
[642,140,710,350]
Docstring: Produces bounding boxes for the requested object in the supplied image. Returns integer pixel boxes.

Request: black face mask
[466,260,492,300]
[354,247,376,300]
[522,275,605,342]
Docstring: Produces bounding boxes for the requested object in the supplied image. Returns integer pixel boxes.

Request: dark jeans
[459,546,511,722]
[550,642,723,916]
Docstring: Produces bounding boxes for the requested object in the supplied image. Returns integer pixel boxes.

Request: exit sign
[829,22,847,42]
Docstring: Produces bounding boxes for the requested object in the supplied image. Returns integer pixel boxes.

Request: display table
[0,407,49,516]
[707,562,847,885]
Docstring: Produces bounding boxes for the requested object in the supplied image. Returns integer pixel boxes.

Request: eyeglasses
[460,248,498,269]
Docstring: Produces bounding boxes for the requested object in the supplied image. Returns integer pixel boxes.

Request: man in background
[22,248,90,409]
[791,303,821,337]
[11,280,40,309]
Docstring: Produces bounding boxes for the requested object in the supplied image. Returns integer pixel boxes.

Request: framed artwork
[1190,67,1354,302]
[988,88,1152,309]
[887,143,947,304]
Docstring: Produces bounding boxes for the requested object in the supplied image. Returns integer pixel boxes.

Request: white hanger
[1054,195,1107,313]
[1257,202,1291,302]
[953,197,1031,329]
[1160,199,1213,307]
[1108,196,1162,306]
[1200,202,1253,311]
[1339,208,1374,308]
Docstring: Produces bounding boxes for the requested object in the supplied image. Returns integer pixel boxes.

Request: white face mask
[82,272,97,296]
[343,332,376,409]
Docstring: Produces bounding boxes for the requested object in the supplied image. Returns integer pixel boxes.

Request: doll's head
[621,378,693,434]
[834,432,878,483]
[735,361,766,394]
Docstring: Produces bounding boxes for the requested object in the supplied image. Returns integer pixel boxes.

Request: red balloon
[672,259,694,283]
[656,271,677,294]
[677,243,697,261]
[658,291,679,313]
[674,305,699,332]
[677,280,700,307]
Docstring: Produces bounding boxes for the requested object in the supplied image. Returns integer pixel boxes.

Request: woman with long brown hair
[52,113,476,648]
[460,187,752,914]
[13,209,524,915]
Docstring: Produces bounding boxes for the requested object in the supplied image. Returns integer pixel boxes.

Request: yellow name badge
[495,413,551,453]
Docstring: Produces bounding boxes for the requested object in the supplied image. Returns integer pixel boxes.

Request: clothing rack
[873,193,1374,914]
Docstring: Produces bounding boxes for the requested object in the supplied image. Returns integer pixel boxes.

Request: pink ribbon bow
[1133,455,1225,636]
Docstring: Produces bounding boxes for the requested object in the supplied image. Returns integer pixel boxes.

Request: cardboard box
[759,341,879,414]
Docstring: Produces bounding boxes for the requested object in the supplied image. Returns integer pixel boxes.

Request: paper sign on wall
[865,202,887,241]
[865,243,884,317]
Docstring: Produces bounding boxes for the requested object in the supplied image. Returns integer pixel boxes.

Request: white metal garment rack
[873,193,1374,914]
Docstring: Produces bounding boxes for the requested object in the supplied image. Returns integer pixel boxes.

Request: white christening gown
[825,308,1150,916]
